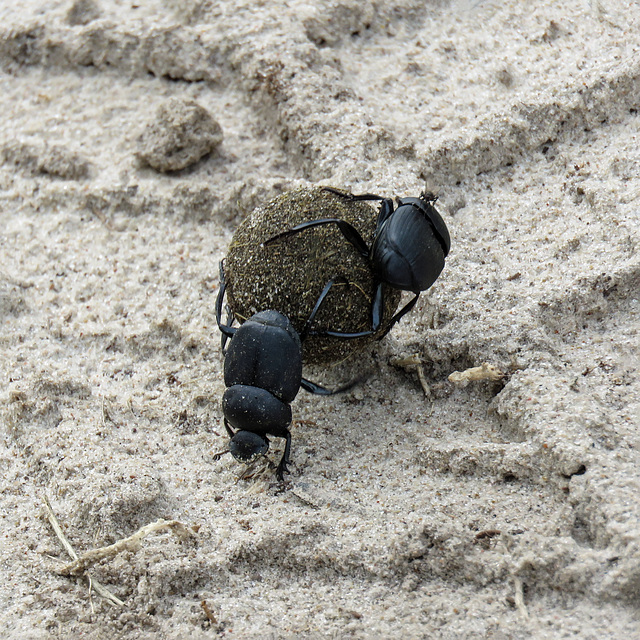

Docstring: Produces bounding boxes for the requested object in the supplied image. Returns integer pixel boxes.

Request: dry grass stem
[43,496,124,607]
[58,519,194,576]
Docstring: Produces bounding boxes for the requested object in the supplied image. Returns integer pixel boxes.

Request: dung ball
[223,187,402,364]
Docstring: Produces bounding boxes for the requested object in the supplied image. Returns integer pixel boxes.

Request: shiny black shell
[223,384,292,437]
[223,310,303,403]
[371,197,451,293]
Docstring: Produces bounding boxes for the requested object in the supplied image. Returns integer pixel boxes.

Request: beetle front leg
[381,293,420,335]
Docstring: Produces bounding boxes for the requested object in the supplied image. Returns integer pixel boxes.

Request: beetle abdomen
[223,384,292,436]
[223,311,303,402]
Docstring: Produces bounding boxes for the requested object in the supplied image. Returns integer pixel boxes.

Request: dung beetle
[215,261,356,480]
[264,187,451,338]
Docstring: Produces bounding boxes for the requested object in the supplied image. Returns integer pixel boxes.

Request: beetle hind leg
[276,431,292,481]
[322,186,384,202]
[383,293,420,335]
[264,217,370,258]
[216,260,241,352]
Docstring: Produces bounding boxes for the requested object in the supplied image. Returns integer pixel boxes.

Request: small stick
[44,496,78,562]
[201,600,218,624]
[58,519,193,576]
[389,354,432,399]
[513,577,529,620]
[43,496,124,607]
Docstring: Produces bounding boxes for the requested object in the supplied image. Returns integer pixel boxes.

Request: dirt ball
[223,187,402,364]
[136,97,223,172]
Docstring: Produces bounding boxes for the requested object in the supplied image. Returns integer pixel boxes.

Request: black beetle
[264,187,451,338]
[215,261,355,480]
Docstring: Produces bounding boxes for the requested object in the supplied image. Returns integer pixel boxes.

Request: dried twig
[201,600,218,624]
[58,519,193,576]
[43,496,124,607]
[389,353,432,399]
[513,576,529,620]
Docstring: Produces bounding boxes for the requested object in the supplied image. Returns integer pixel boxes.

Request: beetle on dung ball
[214,186,451,479]
[264,187,451,339]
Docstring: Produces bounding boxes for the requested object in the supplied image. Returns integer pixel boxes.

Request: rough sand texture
[0,1,639,638]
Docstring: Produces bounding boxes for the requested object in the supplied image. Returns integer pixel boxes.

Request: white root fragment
[448,363,504,387]
[58,519,194,576]
[44,496,124,607]
[389,353,432,399]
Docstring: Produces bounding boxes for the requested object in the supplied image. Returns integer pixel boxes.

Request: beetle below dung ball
[265,187,451,338]
[215,262,357,480]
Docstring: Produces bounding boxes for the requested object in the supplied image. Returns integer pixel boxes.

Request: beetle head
[229,430,270,462]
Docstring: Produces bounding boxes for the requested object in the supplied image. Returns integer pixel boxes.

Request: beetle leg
[220,308,236,353]
[322,186,385,202]
[310,287,418,340]
[300,375,361,395]
[223,418,235,439]
[300,276,349,340]
[300,377,335,394]
[276,430,292,480]
[318,293,419,341]
[370,282,384,332]
[322,187,395,229]
[305,282,382,340]
[312,327,375,339]
[264,218,370,259]
[216,260,237,350]
[382,293,420,335]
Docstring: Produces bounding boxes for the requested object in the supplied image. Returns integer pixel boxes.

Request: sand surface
[1,1,639,638]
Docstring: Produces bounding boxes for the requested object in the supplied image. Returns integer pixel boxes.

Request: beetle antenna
[212,449,231,461]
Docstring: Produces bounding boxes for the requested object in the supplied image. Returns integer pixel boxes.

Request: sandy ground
[1,0,639,638]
